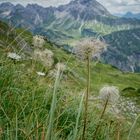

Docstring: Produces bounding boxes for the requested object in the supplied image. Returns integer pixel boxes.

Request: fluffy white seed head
[44,49,54,58]
[33,35,45,48]
[48,63,66,78]
[33,49,54,67]
[7,52,21,60]
[55,63,66,72]
[74,38,107,60]
[99,86,120,104]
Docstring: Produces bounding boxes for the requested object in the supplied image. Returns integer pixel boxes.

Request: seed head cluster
[99,86,120,104]
[74,38,107,60]
[33,35,45,48]
[33,49,54,67]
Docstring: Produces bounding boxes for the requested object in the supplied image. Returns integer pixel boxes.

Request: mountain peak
[125,12,133,16]
[26,3,44,9]
[57,0,111,20]
[79,0,94,4]
[0,2,14,10]
[123,11,140,19]
[0,2,14,7]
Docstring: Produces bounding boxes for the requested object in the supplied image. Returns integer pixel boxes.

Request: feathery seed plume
[74,38,107,60]
[99,86,120,104]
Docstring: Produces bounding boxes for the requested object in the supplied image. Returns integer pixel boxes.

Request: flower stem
[116,123,120,140]
[93,98,109,140]
[82,54,90,140]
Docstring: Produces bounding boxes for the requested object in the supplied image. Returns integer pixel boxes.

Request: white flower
[7,52,21,60]
[74,38,107,60]
[99,86,120,104]
[36,72,46,76]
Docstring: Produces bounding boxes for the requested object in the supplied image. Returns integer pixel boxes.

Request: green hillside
[102,28,140,72]
[0,21,140,140]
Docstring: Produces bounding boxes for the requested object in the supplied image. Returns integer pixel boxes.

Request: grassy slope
[0,21,140,139]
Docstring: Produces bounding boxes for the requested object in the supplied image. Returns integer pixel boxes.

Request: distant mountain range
[0,0,140,72]
[123,12,140,20]
[114,12,140,20]
[0,1,140,33]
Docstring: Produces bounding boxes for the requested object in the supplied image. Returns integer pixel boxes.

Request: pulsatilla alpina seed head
[74,38,107,60]
[99,86,120,104]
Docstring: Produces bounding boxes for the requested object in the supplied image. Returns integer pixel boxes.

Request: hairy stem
[93,98,109,140]
[82,55,90,140]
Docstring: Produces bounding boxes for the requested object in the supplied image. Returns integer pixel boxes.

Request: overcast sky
[0,0,140,14]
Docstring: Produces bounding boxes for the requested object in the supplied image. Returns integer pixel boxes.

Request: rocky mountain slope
[0,0,140,38]
[0,0,140,72]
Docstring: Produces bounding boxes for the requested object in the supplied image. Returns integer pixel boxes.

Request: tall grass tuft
[127,114,140,140]
[73,92,84,140]
[46,66,61,140]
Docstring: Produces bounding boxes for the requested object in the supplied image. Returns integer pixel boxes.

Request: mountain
[0,2,14,10]
[57,0,111,20]
[0,1,140,72]
[0,1,140,38]
[114,12,140,20]
[123,12,140,20]
[113,13,123,17]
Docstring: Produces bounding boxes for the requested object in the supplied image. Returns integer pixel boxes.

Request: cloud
[0,0,71,7]
[0,0,140,13]
[97,0,140,13]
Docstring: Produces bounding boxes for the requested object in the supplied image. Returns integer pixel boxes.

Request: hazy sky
[0,0,140,14]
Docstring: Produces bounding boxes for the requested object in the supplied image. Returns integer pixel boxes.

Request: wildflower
[33,49,54,67]
[48,63,66,78]
[99,86,120,104]
[55,63,66,72]
[74,38,107,60]
[33,35,45,48]
[36,72,46,76]
[7,52,21,60]
[44,49,54,58]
